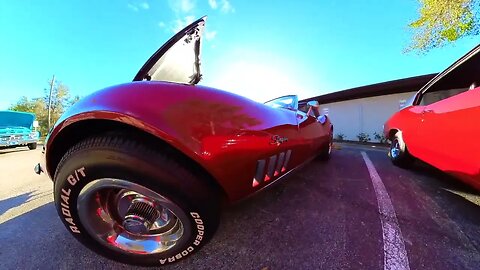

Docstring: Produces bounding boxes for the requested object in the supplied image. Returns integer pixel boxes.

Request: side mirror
[307,100,320,108]
[317,115,327,125]
[33,120,39,128]
[402,92,418,109]
[306,100,321,118]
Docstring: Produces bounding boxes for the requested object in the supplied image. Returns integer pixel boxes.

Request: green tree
[43,81,72,128]
[9,96,37,112]
[407,0,479,53]
[8,79,80,136]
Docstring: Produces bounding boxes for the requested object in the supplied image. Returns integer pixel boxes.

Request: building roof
[301,73,437,104]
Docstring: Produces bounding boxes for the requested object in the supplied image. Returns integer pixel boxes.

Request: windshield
[264,95,298,111]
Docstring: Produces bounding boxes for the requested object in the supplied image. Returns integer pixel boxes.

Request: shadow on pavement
[0,159,348,270]
[0,202,135,269]
[412,160,480,196]
[0,147,31,155]
[1,148,478,269]
[0,192,34,215]
[403,160,480,252]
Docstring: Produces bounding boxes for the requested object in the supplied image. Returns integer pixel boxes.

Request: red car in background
[35,17,333,266]
[384,44,480,190]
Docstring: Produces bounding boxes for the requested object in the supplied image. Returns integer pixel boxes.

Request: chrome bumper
[0,139,38,147]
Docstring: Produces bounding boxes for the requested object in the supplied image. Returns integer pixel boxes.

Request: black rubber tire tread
[318,131,333,161]
[28,142,37,150]
[389,131,414,168]
[53,134,220,266]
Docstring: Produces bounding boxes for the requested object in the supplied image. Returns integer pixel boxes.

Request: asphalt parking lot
[0,144,479,269]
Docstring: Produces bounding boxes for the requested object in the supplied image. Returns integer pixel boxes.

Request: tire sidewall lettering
[58,167,86,234]
[57,167,205,265]
[159,212,205,265]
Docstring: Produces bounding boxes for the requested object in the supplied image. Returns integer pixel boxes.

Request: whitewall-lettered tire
[53,135,220,266]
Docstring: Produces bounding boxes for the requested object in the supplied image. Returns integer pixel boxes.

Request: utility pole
[47,75,55,131]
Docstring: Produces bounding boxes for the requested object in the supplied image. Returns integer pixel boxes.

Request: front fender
[47,82,208,168]
[46,81,299,201]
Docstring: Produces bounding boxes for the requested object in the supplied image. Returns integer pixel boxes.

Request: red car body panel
[414,88,480,186]
[44,81,332,201]
[383,106,422,156]
[384,45,480,190]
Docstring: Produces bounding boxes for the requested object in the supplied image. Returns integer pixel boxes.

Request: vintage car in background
[35,17,333,266]
[0,110,40,150]
[384,44,479,190]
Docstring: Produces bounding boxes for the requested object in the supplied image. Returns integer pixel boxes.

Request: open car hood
[0,111,35,130]
[133,16,206,84]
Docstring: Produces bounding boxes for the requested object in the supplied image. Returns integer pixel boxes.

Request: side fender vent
[252,150,292,188]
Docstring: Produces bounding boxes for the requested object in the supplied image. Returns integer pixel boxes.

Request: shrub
[335,133,345,141]
[373,132,388,144]
[357,132,370,143]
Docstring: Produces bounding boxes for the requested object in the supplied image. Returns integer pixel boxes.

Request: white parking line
[361,151,410,270]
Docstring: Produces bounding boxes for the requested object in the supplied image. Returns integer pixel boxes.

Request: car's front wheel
[53,135,221,266]
[388,131,414,168]
[28,142,37,150]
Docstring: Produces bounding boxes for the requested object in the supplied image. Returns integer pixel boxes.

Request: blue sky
[0,0,478,109]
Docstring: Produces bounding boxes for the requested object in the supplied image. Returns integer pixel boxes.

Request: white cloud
[220,0,234,13]
[127,1,150,12]
[163,0,200,33]
[158,21,166,28]
[205,30,217,40]
[208,0,218,9]
[169,0,196,13]
[172,16,196,33]
[140,2,149,9]
[127,3,139,11]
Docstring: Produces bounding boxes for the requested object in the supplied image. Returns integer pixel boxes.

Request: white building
[301,74,436,143]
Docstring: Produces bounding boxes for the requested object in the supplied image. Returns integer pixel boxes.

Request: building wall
[320,91,417,142]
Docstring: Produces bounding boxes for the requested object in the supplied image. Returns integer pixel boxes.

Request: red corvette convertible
[34,17,333,266]
[384,44,480,190]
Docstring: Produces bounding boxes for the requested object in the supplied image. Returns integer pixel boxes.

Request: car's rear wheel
[53,135,220,266]
[28,142,37,150]
[388,131,414,168]
[318,129,333,161]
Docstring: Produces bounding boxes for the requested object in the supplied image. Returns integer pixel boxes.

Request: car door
[263,95,306,169]
[417,87,480,183]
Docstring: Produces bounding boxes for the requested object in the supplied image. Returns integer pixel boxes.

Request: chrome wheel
[390,139,400,159]
[77,178,189,255]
